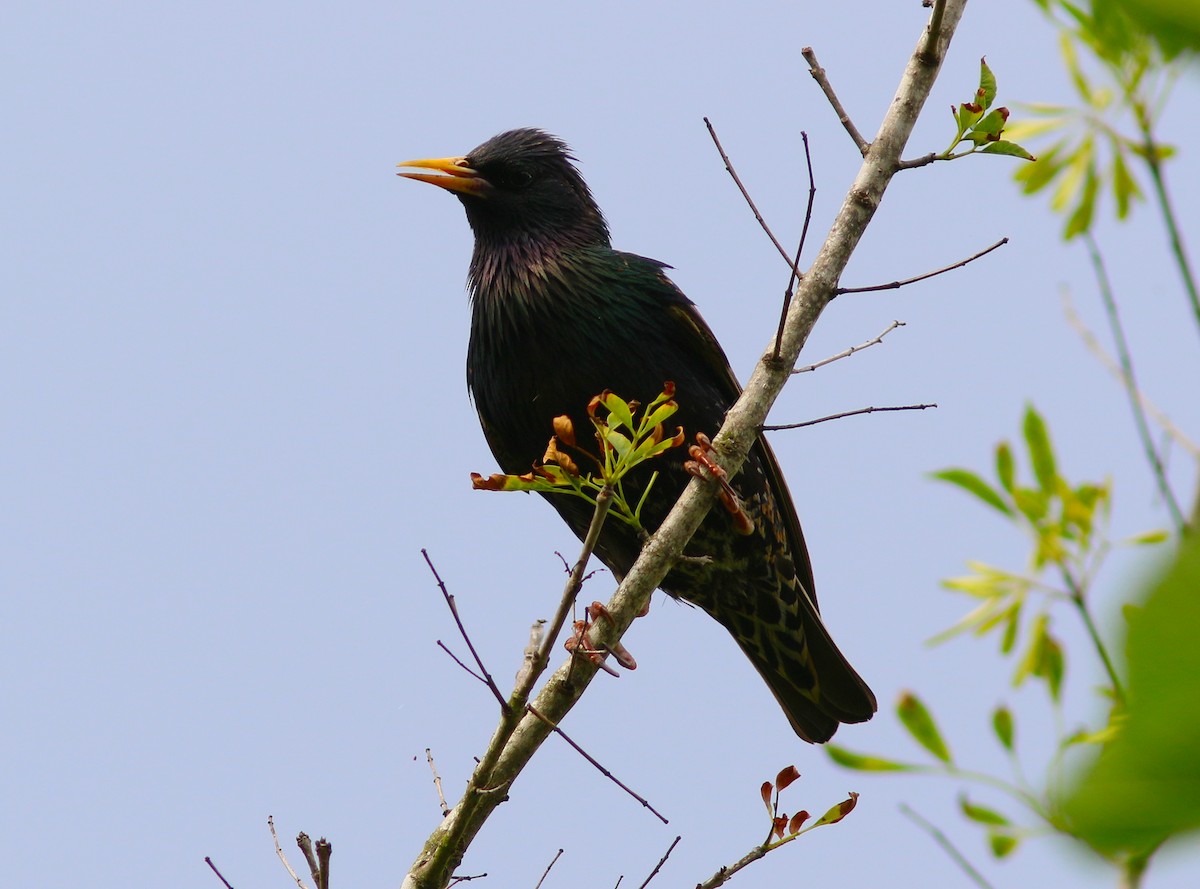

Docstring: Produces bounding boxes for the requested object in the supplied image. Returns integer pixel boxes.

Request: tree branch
[802,47,869,155]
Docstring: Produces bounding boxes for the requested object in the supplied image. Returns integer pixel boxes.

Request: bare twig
[427,748,451,816]
[793,320,906,374]
[403,3,969,885]
[533,849,564,889]
[448,873,486,885]
[524,488,615,695]
[837,238,1008,295]
[1083,233,1187,532]
[763,403,937,432]
[896,151,940,169]
[437,640,488,686]
[269,816,308,889]
[900,804,996,889]
[204,857,235,889]
[1061,289,1199,457]
[424,550,509,711]
[704,117,796,270]
[297,834,321,888]
[774,132,818,360]
[802,47,869,154]
[636,836,681,889]
[526,704,669,824]
[296,834,330,889]
[515,619,547,686]
[316,839,331,889]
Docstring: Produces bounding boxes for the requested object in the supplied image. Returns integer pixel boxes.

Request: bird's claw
[685,433,755,535]
[564,601,639,673]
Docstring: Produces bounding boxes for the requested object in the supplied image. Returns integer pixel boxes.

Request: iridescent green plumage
[400,128,876,741]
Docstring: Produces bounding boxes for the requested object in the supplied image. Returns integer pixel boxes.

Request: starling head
[398,128,609,250]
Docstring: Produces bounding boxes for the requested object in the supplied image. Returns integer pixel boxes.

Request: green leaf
[1014,141,1067,195]
[897,692,953,764]
[600,391,635,434]
[1125,529,1170,545]
[981,140,1036,161]
[1040,632,1066,702]
[1050,137,1093,214]
[1127,141,1176,162]
[1013,613,1049,688]
[1012,487,1049,525]
[1022,405,1058,494]
[995,442,1015,493]
[992,706,1015,751]
[1064,160,1099,239]
[959,794,1011,826]
[1062,541,1200,853]
[1002,116,1068,141]
[813,792,859,827]
[825,745,913,772]
[1110,148,1142,220]
[978,57,997,110]
[1000,601,1021,654]
[930,468,1013,517]
[967,108,1010,143]
[989,831,1019,858]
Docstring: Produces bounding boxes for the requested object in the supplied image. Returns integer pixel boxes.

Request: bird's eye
[496,166,533,190]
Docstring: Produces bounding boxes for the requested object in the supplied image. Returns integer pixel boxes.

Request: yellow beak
[396,156,490,196]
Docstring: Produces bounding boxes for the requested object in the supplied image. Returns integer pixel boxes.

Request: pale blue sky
[4,2,1198,887]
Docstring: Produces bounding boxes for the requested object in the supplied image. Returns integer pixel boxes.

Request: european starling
[399,128,876,742]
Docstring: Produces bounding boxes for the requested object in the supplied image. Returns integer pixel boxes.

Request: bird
[398,128,876,742]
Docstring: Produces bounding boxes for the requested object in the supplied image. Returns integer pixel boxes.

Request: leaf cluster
[470,384,685,529]
[941,58,1036,161]
[1009,0,1184,237]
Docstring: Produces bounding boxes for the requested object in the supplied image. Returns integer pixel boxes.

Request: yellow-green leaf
[825,745,913,772]
[992,706,1015,751]
[897,692,953,764]
[1022,405,1058,494]
[931,468,1013,516]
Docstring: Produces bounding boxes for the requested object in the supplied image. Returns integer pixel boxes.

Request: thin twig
[1082,233,1186,532]
[526,488,615,695]
[204,857,236,889]
[268,816,308,889]
[763,403,936,432]
[448,873,487,885]
[437,639,488,685]
[427,748,451,816]
[424,550,509,711]
[896,152,940,170]
[1060,567,1126,705]
[297,834,320,888]
[636,836,681,889]
[793,320,906,374]
[900,804,996,889]
[1061,288,1200,457]
[1134,105,1200,338]
[774,133,818,360]
[515,619,547,686]
[533,849,564,889]
[704,117,796,270]
[316,839,331,889]
[837,238,1008,294]
[526,704,669,824]
[802,47,869,154]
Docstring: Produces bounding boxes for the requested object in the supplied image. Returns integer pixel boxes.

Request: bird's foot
[564,600,639,673]
[684,433,755,535]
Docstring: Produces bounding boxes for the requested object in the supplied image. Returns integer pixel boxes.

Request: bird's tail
[725,592,877,744]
